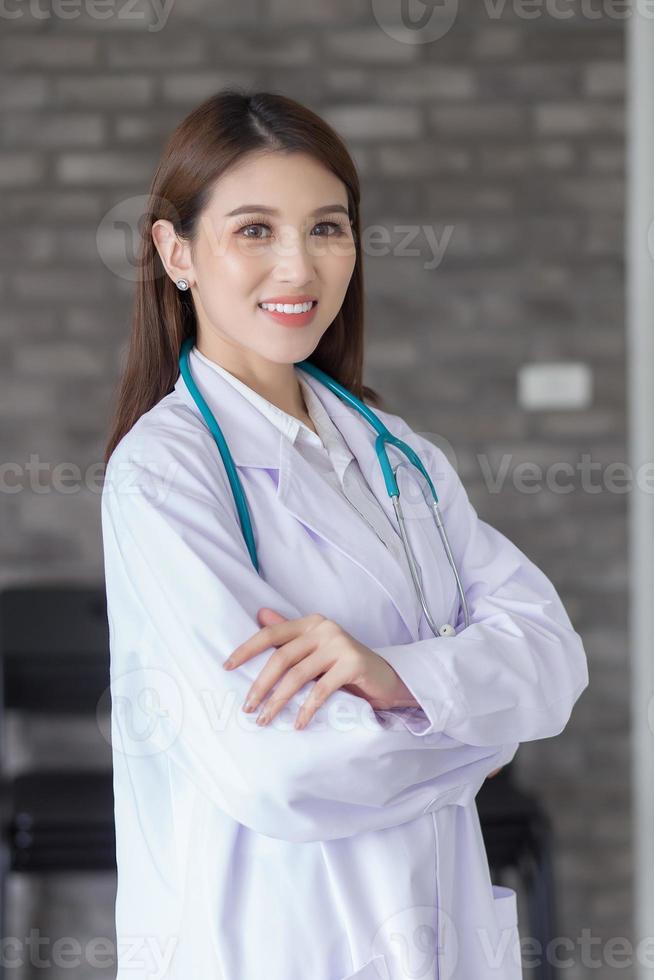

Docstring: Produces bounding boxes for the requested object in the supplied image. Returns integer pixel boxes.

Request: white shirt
[191,345,422,620]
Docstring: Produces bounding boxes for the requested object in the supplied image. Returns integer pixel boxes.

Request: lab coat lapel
[295,372,460,637]
[174,358,421,639]
[276,434,420,639]
[280,369,422,638]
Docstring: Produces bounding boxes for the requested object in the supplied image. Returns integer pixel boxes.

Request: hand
[222,607,417,729]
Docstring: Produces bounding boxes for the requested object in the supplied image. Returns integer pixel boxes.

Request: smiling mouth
[256,300,320,328]
[257,301,318,312]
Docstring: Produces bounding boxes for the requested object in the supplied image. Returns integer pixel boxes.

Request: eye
[234,218,273,240]
[233,216,349,240]
[311,221,347,237]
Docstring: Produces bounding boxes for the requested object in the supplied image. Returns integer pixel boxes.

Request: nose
[271,226,319,287]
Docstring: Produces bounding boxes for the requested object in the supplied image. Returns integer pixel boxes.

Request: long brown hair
[103,87,383,468]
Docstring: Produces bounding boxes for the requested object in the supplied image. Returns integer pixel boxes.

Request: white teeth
[259,301,315,314]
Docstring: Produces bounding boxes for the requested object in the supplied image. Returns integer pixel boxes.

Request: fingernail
[243,697,257,712]
[223,658,233,670]
[256,710,269,726]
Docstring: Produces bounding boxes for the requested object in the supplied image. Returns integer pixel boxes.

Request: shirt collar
[190,345,354,471]
[190,345,304,443]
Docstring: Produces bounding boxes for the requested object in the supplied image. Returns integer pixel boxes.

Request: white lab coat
[101,349,589,980]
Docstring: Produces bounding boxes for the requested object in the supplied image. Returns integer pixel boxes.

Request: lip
[257,299,319,329]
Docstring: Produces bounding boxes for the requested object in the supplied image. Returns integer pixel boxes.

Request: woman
[101,89,589,980]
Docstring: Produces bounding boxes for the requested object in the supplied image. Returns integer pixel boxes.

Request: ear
[152,218,195,288]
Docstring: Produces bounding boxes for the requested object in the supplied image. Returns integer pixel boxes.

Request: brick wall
[0,2,625,978]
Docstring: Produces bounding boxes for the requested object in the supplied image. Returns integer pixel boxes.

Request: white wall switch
[517,361,593,411]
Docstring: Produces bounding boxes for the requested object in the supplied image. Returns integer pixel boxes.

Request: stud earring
[176,278,190,291]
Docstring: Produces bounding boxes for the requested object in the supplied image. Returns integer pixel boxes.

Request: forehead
[205,151,348,215]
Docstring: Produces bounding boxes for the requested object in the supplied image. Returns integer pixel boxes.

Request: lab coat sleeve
[371,417,590,743]
[101,435,517,844]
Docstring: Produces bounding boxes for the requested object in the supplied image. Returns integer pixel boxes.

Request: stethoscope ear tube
[178,336,259,572]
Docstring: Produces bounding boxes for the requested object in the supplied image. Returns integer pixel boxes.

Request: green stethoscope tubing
[178,336,470,636]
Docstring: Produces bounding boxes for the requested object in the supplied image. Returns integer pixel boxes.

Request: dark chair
[477,764,559,980]
[0,584,559,980]
[0,585,115,980]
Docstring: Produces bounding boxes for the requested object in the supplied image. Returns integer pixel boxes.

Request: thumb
[257,607,287,626]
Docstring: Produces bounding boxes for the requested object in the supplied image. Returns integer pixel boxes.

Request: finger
[294,661,353,730]
[244,631,320,715]
[257,649,342,727]
[254,649,331,726]
[226,613,324,669]
[257,607,287,626]
[224,616,311,669]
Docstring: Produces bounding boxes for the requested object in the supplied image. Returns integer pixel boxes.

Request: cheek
[326,234,357,273]
[219,241,266,280]
[323,247,356,299]
[197,245,264,314]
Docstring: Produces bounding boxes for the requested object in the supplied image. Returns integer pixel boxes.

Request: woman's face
[163,150,357,369]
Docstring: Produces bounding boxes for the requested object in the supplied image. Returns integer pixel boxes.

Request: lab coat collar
[173,350,421,638]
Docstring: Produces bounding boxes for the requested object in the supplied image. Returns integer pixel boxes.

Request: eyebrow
[225,204,350,218]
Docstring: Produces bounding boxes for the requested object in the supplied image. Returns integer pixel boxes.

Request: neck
[195,337,309,421]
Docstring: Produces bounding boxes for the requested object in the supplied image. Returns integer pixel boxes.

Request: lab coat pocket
[338,953,388,980]
[491,885,523,980]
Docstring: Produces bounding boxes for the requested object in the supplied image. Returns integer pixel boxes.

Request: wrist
[390,672,420,710]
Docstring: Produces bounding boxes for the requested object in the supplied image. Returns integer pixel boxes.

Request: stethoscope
[178,336,470,638]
